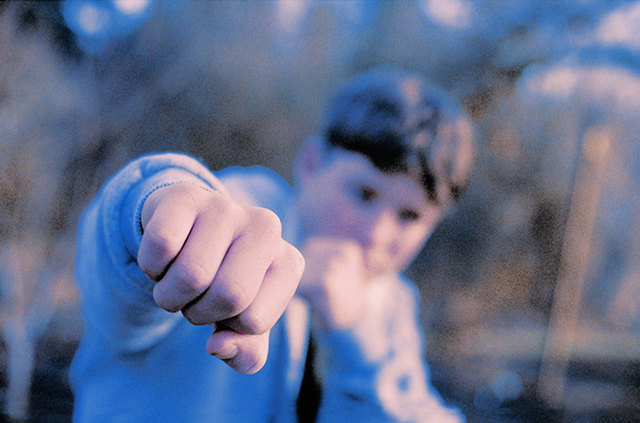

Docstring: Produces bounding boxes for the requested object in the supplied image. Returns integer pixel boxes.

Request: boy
[71,67,473,421]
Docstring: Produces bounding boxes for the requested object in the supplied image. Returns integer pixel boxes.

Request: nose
[361,208,397,250]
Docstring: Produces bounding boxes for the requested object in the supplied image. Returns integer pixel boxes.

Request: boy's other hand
[297,237,367,331]
[137,183,305,374]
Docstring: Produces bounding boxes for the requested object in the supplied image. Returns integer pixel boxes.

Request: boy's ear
[295,135,326,181]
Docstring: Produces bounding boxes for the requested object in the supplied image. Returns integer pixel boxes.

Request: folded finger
[137,186,199,280]
[182,207,282,324]
[222,242,304,335]
[153,200,235,312]
[206,329,270,374]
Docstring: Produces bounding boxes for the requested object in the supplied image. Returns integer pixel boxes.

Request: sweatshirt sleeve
[74,152,227,353]
[314,278,464,423]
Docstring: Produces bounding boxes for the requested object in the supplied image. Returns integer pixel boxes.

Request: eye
[398,208,420,223]
[357,185,377,203]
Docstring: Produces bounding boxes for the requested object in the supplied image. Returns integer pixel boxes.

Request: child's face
[296,149,446,278]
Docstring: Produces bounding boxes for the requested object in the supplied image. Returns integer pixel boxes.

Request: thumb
[206,329,270,375]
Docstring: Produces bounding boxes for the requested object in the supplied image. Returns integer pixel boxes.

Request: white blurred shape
[490,369,523,402]
[582,126,611,163]
[401,78,422,107]
[77,2,110,35]
[596,2,640,50]
[275,0,308,34]
[537,66,578,100]
[522,63,640,112]
[113,0,151,15]
[419,0,472,29]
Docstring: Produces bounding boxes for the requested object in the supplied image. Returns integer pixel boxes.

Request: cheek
[308,190,358,236]
[324,199,359,235]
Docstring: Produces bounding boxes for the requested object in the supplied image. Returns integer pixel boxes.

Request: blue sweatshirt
[71,153,463,422]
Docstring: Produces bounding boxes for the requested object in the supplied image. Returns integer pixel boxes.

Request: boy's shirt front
[71,152,463,422]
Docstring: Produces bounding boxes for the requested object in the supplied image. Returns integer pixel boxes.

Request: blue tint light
[274,0,377,36]
[419,0,473,29]
[62,0,155,54]
[63,0,110,37]
[113,0,151,16]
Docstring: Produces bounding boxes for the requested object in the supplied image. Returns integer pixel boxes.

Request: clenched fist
[137,182,304,374]
[296,237,367,331]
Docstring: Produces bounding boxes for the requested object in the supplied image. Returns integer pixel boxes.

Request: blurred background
[1,0,639,421]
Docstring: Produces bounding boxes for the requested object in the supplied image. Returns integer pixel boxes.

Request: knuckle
[216,280,251,317]
[137,254,156,277]
[291,246,306,278]
[206,193,235,217]
[182,307,208,326]
[252,207,282,237]
[153,287,179,313]
[144,226,181,257]
[175,184,201,210]
[283,243,306,279]
[237,311,270,335]
[202,195,238,231]
[173,261,211,295]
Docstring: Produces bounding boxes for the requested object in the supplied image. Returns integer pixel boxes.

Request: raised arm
[74,153,304,374]
[138,181,304,373]
[308,272,464,422]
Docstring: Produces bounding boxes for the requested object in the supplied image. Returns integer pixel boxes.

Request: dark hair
[323,67,474,204]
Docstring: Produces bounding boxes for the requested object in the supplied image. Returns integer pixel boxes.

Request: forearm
[74,153,225,352]
[313,281,464,423]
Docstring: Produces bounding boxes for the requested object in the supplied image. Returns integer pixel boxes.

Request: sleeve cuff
[99,152,226,271]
